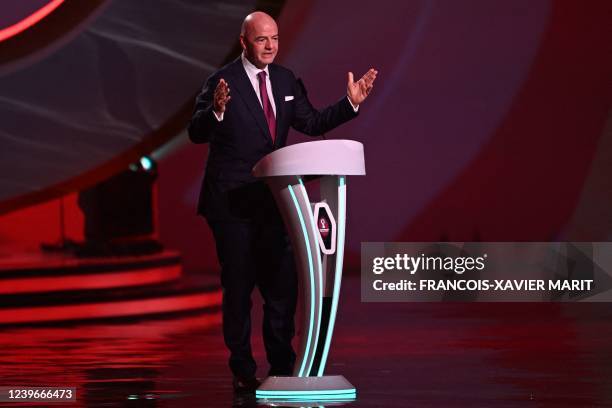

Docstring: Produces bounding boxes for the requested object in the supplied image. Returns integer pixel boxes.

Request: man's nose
[265,40,272,49]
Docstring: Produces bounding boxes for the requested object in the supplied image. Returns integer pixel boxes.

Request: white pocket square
[284,95,294,101]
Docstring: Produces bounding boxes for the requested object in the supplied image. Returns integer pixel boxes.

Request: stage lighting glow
[299,177,323,376]
[288,182,315,377]
[0,0,65,42]
[318,175,346,376]
[140,156,153,171]
[256,388,356,398]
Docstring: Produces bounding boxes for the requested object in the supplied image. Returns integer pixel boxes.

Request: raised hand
[214,78,231,114]
[347,68,378,106]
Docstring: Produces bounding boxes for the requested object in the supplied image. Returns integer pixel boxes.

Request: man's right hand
[214,78,231,115]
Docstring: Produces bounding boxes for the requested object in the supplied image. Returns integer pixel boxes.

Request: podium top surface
[252,139,366,177]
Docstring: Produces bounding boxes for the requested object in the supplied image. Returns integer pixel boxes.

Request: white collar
[241,52,270,78]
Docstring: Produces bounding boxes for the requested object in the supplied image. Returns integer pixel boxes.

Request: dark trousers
[208,219,297,378]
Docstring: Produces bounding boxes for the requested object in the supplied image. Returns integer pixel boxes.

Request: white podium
[252,140,365,401]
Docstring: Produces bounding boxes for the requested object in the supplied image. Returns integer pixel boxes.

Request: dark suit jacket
[188,57,358,222]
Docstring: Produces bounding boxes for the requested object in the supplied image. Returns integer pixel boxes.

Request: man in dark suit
[188,11,377,392]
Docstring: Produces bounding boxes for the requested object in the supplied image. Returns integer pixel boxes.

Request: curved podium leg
[256,175,355,401]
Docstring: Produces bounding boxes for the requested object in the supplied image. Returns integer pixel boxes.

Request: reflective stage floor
[1,276,611,407]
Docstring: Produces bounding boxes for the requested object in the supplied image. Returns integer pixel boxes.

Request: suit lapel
[269,64,283,146]
[227,59,271,142]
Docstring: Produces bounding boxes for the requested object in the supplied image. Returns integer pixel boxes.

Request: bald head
[239,11,279,69]
[241,11,277,37]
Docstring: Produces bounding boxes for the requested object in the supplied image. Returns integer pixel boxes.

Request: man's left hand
[347,68,378,106]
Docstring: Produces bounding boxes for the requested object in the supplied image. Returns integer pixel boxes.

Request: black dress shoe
[232,376,261,393]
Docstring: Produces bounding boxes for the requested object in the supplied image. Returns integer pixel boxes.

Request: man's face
[241,19,278,68]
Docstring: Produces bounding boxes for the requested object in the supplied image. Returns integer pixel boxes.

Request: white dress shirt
[241,53,277,116]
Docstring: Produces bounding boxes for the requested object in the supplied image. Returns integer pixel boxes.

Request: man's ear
[239,35,246,50]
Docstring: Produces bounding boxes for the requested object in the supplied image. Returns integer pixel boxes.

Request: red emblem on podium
[318,217,330,238]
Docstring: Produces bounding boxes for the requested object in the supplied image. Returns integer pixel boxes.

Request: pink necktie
[257,71,276,143]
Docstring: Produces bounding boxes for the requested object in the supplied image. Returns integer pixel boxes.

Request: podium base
[255,375,356,401]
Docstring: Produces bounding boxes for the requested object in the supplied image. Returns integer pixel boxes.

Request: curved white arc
[298,178,324,376]
[317,176,346,376]
[288,183,316,377]
[252,140,365,177]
